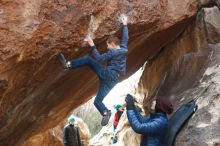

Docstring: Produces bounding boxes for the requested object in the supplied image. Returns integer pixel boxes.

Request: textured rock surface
[22,116,90,146]
[89,110,141,146]
[22,129,63,146]
[90,3,220,146]
[0,0,201,145]
[138,5,220,146]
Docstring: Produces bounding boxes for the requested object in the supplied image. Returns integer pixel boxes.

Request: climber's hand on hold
[85,35,95,47]
[121,15,128,25]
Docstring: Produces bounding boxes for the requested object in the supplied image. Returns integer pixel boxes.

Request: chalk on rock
[118,14,128,23]
[84,33,93,42]
[74,48,79,52]
[0,9,4,14]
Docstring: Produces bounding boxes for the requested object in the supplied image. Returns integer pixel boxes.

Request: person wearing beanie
[113,104,124,132]
[63,116,81,146]
[125,94,173,146]
[112,104,125,144]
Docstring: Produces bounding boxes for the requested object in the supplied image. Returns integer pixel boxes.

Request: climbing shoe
[101,110,111,126]
[59,53,68,70]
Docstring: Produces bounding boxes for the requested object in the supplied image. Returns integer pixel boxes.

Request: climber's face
[150,100,156,112]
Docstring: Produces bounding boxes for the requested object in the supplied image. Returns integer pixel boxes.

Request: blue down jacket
[127,107,168,146]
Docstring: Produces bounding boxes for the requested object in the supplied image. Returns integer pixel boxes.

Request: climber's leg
[59,53,106,77]
[70,56,104,76]
[94,79,118,126]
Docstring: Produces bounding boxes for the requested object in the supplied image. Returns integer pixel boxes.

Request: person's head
[115,104,124,111]
[68,116,75,125]
[151,96,173,114]
[118,106,124,112]
[107,35,120,49]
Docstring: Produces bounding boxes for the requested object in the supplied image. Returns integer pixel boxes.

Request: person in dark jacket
[59,15,129,126]
[63,116,81,146]
[125,94,173,146]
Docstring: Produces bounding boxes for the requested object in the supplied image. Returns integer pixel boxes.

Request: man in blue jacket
[59,15,129,126]
[125,94,173,146]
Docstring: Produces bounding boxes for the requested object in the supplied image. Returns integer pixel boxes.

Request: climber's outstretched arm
[120,15,129,49]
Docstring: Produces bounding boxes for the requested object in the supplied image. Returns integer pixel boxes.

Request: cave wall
[88,1,220,146]
[139,4,220,110]
[138,4,220,146]
[18,0,220,146]
[0,0,202,145]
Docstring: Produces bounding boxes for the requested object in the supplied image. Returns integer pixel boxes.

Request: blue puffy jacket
[127,107,168,146]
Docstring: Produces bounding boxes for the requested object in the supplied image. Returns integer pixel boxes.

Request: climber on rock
[63,116,81,146]
[59,15,129,126]
[112,104,125,144]
[125,94,173,146]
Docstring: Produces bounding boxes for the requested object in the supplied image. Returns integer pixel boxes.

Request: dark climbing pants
[70,56,119,115]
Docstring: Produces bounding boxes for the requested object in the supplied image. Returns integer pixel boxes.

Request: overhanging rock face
[138,5,220,146]
[89,4,220,146]
[0,0,200,145]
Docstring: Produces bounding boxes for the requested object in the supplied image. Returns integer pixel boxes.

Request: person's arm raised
[87,36,95,47]
[127,110,163,136]
[120,15,129,49]
[86,36,115,61]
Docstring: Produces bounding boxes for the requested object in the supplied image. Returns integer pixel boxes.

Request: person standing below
[63,116,81,146]
[113,104,124,132]
[112,104,124,144]
[125,94,173,146]
[59,15,129,126]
